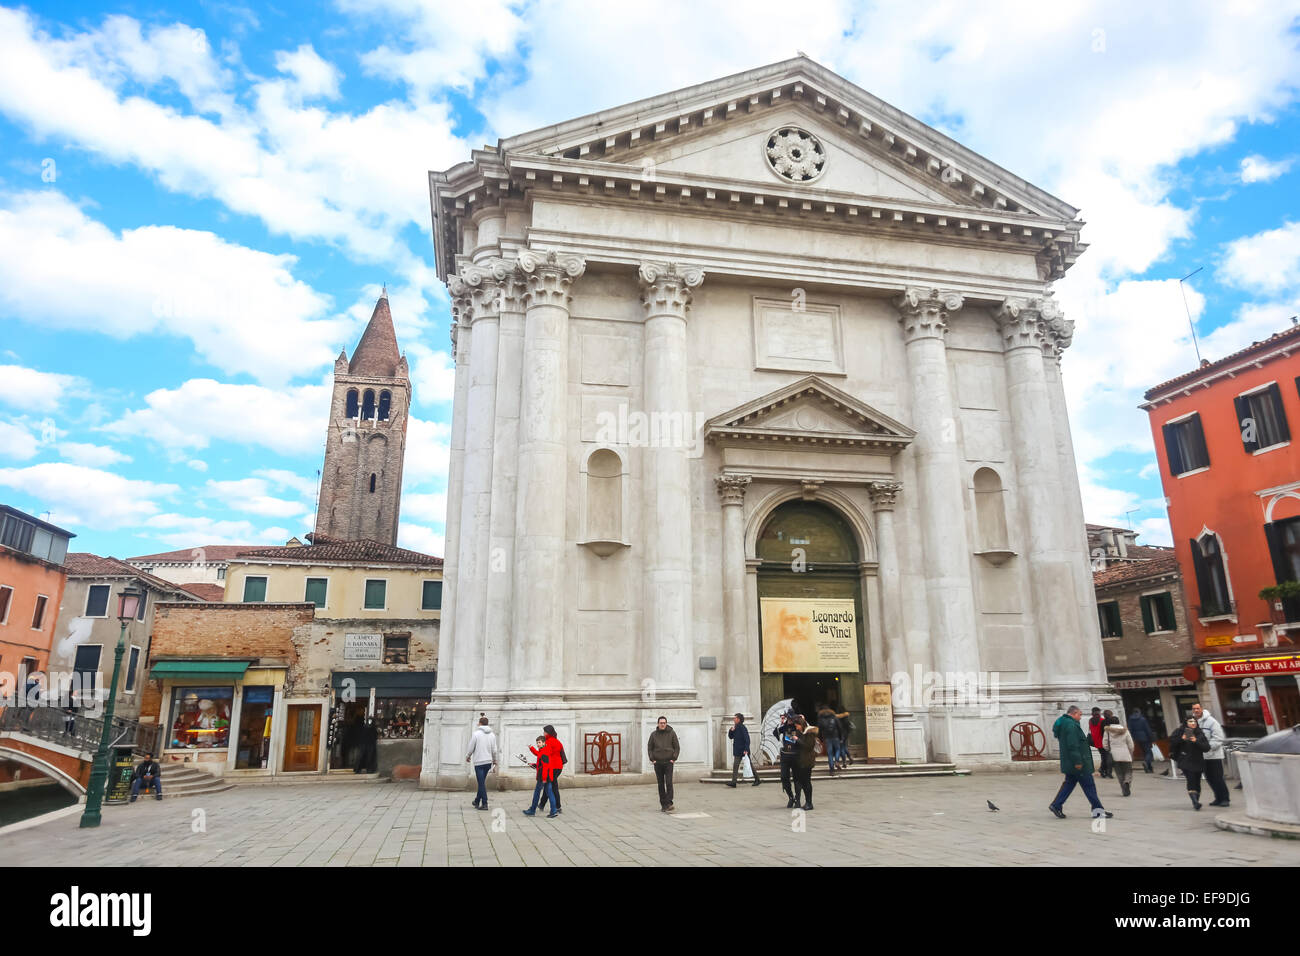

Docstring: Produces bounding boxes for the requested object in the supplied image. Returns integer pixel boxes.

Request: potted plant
[1258,581,1300,625]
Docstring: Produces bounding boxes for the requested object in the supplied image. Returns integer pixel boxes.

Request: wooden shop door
[283,705,321,772]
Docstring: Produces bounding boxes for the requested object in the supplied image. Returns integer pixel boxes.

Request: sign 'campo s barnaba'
[760,597,859,673]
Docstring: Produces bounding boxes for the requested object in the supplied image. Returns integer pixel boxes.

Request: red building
[1142,323,1300,738]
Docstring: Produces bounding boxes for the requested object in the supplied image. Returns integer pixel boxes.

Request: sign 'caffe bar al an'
[420,56,1112,788]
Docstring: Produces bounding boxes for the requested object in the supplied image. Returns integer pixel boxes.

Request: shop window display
[375,698,425,738]
[1214,678,1266,738]
[169,686,234,749]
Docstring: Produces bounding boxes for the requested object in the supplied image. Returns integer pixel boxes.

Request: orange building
[0,505,75,698]
[1142,324,1300,739]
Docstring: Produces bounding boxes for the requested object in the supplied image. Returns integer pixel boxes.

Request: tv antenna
[1179,267,1203,364]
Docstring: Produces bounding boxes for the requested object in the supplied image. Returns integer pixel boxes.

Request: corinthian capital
[1039,297,1074,362]
[518,249,586,309]
[714,472,751,506]
[867,479,903,511]
[639,261,705,319]
[448,264,503,323]
[491,259,528,313]
[896,287,964,343]
[995,297,1046,351]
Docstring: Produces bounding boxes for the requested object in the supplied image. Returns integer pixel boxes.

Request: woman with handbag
[1104,716,1136,797]
[1169,717,1211,810]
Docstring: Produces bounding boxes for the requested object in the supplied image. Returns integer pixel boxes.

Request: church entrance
[756,500,867,750]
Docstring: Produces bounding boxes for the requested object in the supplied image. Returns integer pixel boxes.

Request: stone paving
[2,770,1297,867]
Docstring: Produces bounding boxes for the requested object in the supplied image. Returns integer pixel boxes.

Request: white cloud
[187,459,208,472]
[0,191,346,384]
[140,512,297,548]
[205,478,309,518]
[104,378,328,455]
[1218,221,1300,296]
[0,365,82,407]
[253,468,318,498]
[0,462,178,528]
[59,441,131,467]
[397,522,444,557]
[1240,154,1294,183]
[0,422,39,460]
[401,491,447,525]
[406,343,456,405]
[274,43,341,100]
[1137,516,1173,548]
[403,415,451,488]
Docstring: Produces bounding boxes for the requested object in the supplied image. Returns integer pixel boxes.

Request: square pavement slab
[2,771,1297,867]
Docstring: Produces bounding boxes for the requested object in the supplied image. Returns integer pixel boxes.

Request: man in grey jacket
[465,716,499,810]
[1191,703,1230,807]
[647,716,680,812]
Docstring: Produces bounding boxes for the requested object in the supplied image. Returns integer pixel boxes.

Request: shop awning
[331,671,437,696]
[151,660,252,678]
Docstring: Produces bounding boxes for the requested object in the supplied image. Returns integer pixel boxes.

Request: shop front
[328,670,435,772]
[1111,673,1196,763]
[1204,654,1300,737]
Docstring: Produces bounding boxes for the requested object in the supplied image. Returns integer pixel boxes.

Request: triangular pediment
[704,376,914,453]
[501,57,1076,220]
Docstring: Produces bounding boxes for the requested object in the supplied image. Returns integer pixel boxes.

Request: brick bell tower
[314,289,410,545]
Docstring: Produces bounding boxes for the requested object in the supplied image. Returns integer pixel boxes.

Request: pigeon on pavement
[987,800,999,812]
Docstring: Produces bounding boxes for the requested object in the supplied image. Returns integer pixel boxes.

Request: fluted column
[867,480,907,680]
[481,262,526,694]
[510,250,585,693]
[716,473,752,716]
[436,291,473,694]
[1040,302,1106,681]
[640,261,704,696]
[896,288,980,677]
[446,265,501,693]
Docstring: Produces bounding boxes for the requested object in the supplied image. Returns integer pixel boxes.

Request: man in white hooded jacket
[1191,703,1230,807]
[466,716,499,810]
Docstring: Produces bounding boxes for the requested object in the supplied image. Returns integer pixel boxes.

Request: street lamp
[80,586,142,828]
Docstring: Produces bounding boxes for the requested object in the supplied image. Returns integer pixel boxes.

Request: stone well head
[1237,726,1300,825]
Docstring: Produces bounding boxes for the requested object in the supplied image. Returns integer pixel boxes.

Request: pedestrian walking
[1089,707,1113,778]
[1190,703,1230,807]
[816,704,842,775]
[647,715,680,812]
[1169,717,1211,810]
[523,729,562,818]
[1104,716,1136,797]
[465,715,498,810]
[129,752,163,802]
[538,725,566,814]
[726,713,760,787]
[834,703,854,768]
[354,717,378,773]
[773,709,800,807]
[1048,706,1112,820]
[1127,708,1155,773]
[793,717,817,810]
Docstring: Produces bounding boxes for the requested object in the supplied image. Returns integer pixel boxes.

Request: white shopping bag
[1147,742,1164,761]
[741,754,755,780]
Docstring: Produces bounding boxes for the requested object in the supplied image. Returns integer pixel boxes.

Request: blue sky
[0,0,1297,560]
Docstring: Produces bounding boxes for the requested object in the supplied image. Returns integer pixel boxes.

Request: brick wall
[1098,574,1195,676]
[141,602,316,721]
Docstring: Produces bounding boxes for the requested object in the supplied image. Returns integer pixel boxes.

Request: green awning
[332,671,436,696]
[151,660,251,678]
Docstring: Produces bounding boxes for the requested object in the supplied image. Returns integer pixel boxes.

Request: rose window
[765,127,826,182]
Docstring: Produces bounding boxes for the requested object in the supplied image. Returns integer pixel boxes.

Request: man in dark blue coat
[726,713,760,787]
[1127,708,1156,773]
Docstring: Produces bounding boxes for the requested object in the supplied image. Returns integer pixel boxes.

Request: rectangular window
[73,645,102,689]
[217,567,226,581]
[1140,592,1177,633]
[136,592,147,621]
[1264,517,1300,621]
[168,685,234,749]
[383,633,410,664]
[304,577,328,608]
[1234,383,1290,452]
[1097,601,1123,638]
[0,585,12,624]
[0,514,35,552]
[124,646,141,693]
[1188,534,1232,618]
[364,579,386,610]
[242,576,268,602]
[30,594,48,630]
[421,580,442,611]
[1162,413,1211,475]
[85,584,110,617]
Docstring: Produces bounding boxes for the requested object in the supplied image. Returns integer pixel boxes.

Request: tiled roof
[1093,551,1180,589]
[64,553,200,596]
[1144,323,1300,399]
[348,293,403,377]
[233,534,442,567]
[125,545,260,564]
[173,582,226,602]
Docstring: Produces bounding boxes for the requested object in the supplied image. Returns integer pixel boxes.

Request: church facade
[422,57,1112,787]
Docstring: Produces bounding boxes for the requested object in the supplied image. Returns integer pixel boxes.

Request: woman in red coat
[523,728,561,818]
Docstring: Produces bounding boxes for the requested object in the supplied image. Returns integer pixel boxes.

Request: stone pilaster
[716,473,751,716]
[510,250,585,694]
[640,261,704,696]
[446,264,502,694]
[481,261,527,694]
[436,283,473,694]
[895,288,980,678]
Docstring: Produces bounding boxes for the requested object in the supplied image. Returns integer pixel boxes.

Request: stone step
[700,762,967,783]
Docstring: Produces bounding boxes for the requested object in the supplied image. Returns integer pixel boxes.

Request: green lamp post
[80,585,142,829]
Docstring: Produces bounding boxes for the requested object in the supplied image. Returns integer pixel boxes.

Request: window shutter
[1097,605,1107,636]
[1268,383,1290,442]
[1264,522,1292,583]
[1162,422,1185,475]
[1140,596,1155,634]
[1160,592,1177,630]
[1235,395,1259,453]
[1187,414,1210,469]
[1188,538,1212,614]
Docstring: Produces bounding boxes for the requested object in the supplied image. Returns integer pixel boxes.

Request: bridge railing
[0,705,162,756]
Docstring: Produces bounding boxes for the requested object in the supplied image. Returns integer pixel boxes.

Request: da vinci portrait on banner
[760,597,859,673]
